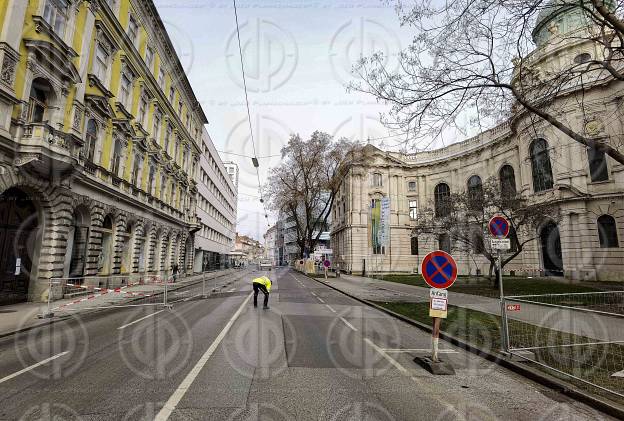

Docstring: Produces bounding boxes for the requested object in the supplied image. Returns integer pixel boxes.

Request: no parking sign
[421,250,458,290]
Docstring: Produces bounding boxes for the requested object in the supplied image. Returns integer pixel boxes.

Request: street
[0,269,611,420]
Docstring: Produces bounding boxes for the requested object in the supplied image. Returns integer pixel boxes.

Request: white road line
[381,348,459,354]
[117,310,165,330]
[612,369,624,378]
[155,292,252,421]
[227,288,236,292]
[0,351,69,384]
[363,338,412,376]
[317,297,325,304]
[310,292,317,297]
[325,304,337,313]
[339,317,358,331]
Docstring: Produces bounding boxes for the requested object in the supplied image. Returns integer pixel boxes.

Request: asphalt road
[0,268,613,420]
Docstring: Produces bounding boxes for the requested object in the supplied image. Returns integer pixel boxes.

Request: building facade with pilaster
[0,0,206,303]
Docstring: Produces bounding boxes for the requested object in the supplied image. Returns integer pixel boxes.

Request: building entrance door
[0,188,40,304]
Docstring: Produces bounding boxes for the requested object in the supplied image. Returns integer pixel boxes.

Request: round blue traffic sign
[489,216,510,239]
[421,251,457,289]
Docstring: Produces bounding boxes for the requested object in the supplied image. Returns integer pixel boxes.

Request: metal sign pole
[497,250,509,353]
[432,317,441,362]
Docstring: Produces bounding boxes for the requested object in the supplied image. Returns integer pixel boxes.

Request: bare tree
[265,132,366,258]
[351,0,624,163]
[412,178,560,282]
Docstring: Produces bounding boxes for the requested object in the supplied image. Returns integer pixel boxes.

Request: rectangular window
[43,0,68,37]
[158,68,166,90]
[409,200,418,220]
[408,181,416,191]
[438,233,451,253]
[169,87,175,103]
[111,140,122,176]
[145,47,154,70]
[138,95,147,126]
[127,15,139,47]
[410,237,418,255]
[147,165,155,195]
[178,101,183,116]
[132,155,142,186]
[372,173,382,187]
[588,147,609,182]
[94,44,109,82]
[119,73,131,109]
[153,113,161,141]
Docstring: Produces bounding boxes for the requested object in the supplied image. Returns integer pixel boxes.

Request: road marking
[363,338,412,377]
[317,297,325,304]
[117,310,165,330]
[0,351,69,384]
[155,292,252,421]
[381,348,459,354]
[612,369,624,378]
[325,304,337,313]
[228,288,236,292]
[339,317,358,331]
[310,292,317,297]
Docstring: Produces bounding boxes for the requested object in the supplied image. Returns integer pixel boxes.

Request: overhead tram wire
[232,0,270,226]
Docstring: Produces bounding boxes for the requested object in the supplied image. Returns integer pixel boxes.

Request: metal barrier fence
[503,291,624,401]
[41,269,240,317]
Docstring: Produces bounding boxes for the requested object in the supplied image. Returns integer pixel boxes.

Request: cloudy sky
[154,0,417,241]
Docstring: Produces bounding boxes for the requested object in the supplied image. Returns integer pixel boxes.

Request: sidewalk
[322,274,623,342]
[0,268,245,337]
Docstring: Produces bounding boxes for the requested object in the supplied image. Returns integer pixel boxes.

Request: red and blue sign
[489,216,510,239]
[421,251,457,289]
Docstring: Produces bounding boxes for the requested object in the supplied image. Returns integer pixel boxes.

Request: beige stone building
[331,3,624,281]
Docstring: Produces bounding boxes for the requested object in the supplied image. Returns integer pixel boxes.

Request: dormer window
[43,0,68,37]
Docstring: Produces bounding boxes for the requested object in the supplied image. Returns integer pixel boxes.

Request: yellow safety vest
[252,276,271,292]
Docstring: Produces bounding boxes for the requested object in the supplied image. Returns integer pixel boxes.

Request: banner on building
[379,197,390,246]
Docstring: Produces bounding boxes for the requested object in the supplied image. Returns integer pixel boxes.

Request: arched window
[85,119,98,162]
[467,175,483,210]
[434,183,451,217]
[597,215,619,248]
[499,165,516,198]
[530,139,554,192]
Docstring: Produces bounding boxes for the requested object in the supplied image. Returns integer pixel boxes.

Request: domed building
[330,1,623,281]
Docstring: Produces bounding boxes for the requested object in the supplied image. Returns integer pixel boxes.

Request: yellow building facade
[0,0,206,303]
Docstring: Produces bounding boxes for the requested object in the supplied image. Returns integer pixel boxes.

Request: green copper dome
[531,0,614,47]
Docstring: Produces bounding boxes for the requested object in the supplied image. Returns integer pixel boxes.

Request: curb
[304,272,624,419]
[0,269,240,341]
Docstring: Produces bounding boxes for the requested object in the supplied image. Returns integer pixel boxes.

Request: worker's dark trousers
[253,283,269,307]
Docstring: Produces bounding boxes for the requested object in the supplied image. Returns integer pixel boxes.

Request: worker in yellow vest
[252,276,272,309]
